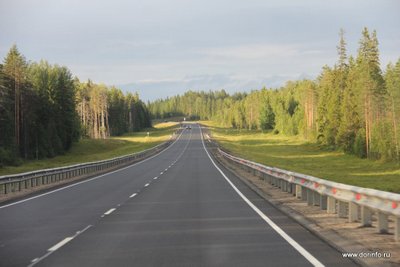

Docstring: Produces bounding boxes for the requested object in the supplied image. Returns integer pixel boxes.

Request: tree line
[0,45,151,167]
[148,28,400,162]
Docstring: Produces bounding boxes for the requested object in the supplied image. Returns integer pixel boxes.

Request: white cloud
[199,44,299,60]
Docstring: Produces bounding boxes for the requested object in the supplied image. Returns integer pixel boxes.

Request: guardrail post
[291,184,296,196]
[301,186,307,201]
[338,201,347,218]
[377,212,388,234]
[307,189,313,206]
[295,185,302,199]
[361,206,372,226]
[395,217,400,242]
[348,202,359,222]
[327,197,336,213]
[320,195,327,210]
[313,192,320,206]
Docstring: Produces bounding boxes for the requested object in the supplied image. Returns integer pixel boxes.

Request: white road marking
[0,130,185,210]
[48,237,74,252]
[153,177,158,180]
[144,183,150,187]
[28,225,92,267]
[200,127,324,267]
[165,168,168,171]
[104,208,116,215]
[160,172,163,175]
[130,193,137,198]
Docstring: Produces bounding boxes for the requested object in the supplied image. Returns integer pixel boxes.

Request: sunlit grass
[201,121,400,193]
[0,122,178,176]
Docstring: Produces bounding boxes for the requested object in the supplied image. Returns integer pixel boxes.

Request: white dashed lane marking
[28,225,92,267]
[104,208,116,215]
[48,237,74,252]
[130,193,137,198]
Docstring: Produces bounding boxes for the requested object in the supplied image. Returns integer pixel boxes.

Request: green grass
[0,122,179,176]
[201,121,400,193]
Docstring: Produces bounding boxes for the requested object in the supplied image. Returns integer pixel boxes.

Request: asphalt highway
[0,125,358,267]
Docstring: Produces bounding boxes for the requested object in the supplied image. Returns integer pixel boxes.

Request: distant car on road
[186,126,191,130]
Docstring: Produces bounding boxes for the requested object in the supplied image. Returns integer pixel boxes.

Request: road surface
[0,125,357,267]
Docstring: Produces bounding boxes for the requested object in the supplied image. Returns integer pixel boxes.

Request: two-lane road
[0,125,357,266]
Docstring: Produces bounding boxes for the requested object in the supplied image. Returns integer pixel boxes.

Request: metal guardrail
[204,132,400,242]
[0,130,182,196]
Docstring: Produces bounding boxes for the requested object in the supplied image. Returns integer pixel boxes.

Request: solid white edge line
[104,208,116,215]
[130,193,137,198]
[199,126,324,267]
[0,129,185,210]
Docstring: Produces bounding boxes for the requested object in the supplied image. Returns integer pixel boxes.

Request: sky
[0,0,399,101]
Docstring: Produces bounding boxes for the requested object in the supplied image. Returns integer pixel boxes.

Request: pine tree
[337,57,361,152]
[385,59,400,161]
[355,27,386,158]
[2,45,27,153]
[259,91,275,130]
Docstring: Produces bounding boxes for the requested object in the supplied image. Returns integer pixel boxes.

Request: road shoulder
[209,147,399,267]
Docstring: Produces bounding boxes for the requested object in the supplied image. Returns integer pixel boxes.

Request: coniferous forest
[0,45,151,167]
[148,28,400,162]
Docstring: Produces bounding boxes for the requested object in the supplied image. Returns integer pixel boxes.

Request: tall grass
[201,121,400,193]
[0,122,178,176]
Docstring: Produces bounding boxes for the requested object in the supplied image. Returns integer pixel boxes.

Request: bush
[0,147,22,167]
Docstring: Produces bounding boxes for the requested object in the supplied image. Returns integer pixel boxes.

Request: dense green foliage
[149,28,400,161]
[0,122,177,176]
[0,45,151,167]
[204,121,400,192]
[76,82,151,139]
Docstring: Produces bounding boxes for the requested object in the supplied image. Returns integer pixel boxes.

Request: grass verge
[201,121,400,193]
[0,122,178,176]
